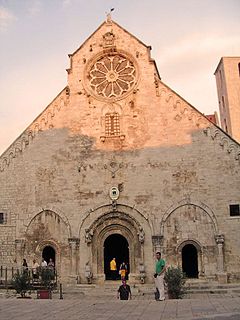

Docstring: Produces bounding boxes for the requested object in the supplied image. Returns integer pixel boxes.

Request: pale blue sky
[0,0,240,154]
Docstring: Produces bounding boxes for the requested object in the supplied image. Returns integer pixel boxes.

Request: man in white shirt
[41,258,47,267]
[32,259,40,279]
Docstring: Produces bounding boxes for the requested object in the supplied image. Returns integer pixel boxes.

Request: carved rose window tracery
[88,54,136,99]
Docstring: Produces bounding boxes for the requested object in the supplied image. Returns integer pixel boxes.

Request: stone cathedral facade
[0,17,240,285]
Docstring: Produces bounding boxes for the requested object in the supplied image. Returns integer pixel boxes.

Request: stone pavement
[0,290,240,320]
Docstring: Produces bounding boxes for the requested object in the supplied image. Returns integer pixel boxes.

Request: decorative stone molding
[215,234,225,245]
[138,226,145,243]
[104,156,123,178]
[83,50,139,102]
[26,208,71,238]
[68,237,80,246]
[102,31,115,47]
[84,229,93,244]
[215,234,225,273]
[203,127,240,162]
[111,200,117,211]
[159,85,207,128]
[68,237,80,276]
[0,87,70,172]
[160,198,219,236]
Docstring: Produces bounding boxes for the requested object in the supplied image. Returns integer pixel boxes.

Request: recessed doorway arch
[42,245,56,265]
[104,234,129,280]
[182,243,198,278]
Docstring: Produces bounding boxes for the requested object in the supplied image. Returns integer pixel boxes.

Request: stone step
[63,281,240,297]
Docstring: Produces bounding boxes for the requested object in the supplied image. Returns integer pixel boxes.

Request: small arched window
[105,112,120,136]
[0,212,4,224]
[238,63,240,77]
[222,96,225,109]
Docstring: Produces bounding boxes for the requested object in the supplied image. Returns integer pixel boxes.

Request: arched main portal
[182,244,198,278]
[104,234,129,280]
[42,245,56,265]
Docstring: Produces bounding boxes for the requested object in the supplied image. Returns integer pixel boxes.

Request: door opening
[42,245,56,265]
[182,243,198,278]
[104,234,129,280]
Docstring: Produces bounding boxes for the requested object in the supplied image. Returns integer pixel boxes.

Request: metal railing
[0,266,58,289]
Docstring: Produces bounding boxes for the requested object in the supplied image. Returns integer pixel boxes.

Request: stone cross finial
[106,8,114,23]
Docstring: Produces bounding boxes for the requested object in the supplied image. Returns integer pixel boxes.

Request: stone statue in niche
[103,31,115,47]
[85,228,93,244]
[138,226,145,243]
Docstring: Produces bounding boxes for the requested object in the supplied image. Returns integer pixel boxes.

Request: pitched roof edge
[0,86,68,159]
[70,20,150,57]
[159,79,240,147]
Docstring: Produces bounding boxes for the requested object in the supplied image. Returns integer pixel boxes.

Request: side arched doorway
[182,244,198,278]
[42,245,56,265]
[104,234,129,280]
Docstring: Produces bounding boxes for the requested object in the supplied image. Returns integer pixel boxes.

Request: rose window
[88,54,137,99]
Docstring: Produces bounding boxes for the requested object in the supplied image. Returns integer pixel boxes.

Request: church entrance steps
[63,281,240,298]
[185,279,240,295]
[64,282,153,297]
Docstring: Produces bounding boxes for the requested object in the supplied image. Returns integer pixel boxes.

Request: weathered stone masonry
[0,17,240,285]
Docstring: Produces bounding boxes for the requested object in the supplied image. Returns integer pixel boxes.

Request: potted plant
[37,267,54,299]
[164,266,186,299]
[12,271,31,298]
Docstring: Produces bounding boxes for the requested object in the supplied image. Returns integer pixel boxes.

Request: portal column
[15,239,25,269]
[215,234,227,284]
[68,237,80,276]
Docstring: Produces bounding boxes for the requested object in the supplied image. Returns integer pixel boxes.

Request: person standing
[48,258,54,270]
[117,279,131,300]
[154,252,166,301]
[22,258,28,274]
[119,261,128,280]
[32,259,40,279]
[41,258,47,267]
[110,258,117,280]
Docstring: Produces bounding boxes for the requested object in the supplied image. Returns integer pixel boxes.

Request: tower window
[229,204,240,217]
[222,96,225,109]
[219,70,223,87]
[0,213,4,224]
[105,112,120,136]
[224,119,228,133]
[238,63,240,77]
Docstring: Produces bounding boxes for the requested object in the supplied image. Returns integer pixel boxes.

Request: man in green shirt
[154,252,166,301]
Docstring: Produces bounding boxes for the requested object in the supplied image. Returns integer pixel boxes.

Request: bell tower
[214,57,240,143]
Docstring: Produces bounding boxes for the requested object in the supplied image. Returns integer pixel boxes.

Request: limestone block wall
[0,20,239,283]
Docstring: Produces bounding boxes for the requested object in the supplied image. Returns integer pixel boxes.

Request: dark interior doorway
[104,234,129,280]
[42,246,56,265]
[182,244,198,278]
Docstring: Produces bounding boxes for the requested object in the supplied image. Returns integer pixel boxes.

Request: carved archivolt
[78,203,152,235]
[0,87,69,172]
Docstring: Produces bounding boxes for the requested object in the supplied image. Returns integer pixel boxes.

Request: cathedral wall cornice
[0,87,70,172]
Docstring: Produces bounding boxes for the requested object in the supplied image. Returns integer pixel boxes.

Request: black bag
[154,273,158,278]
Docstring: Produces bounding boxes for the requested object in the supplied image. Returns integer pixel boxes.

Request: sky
[0,0,240,155]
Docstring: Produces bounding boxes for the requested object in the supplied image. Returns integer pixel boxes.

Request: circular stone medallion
[85,52,138,101]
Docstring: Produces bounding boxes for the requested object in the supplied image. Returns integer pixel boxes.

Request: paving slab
[0,291,240,320]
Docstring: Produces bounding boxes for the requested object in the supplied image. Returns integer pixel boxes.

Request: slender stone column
[215,234,227,283]
[68,238,80,276]
[15,239,25,268]
[215,234,225,272]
